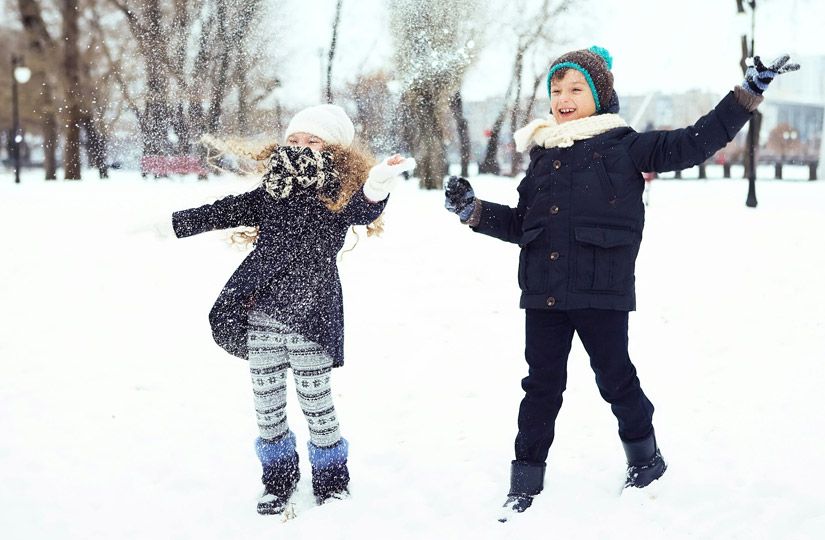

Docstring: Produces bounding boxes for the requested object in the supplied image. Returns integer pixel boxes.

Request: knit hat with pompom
[547,46,615,113]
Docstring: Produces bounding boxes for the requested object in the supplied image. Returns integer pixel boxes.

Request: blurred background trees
[0,0,820,185]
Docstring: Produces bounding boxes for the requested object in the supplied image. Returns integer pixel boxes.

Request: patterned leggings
[247,311,341,448]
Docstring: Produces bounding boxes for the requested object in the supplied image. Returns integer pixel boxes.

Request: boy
[444,46,798,518]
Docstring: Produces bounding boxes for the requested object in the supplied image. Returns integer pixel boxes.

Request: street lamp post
[11,55,32,184]
[738,0,758,207]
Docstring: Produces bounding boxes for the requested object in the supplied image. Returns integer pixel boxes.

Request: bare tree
[449,91,472,177]
[349,70,396,154]
[62,0,82,180]
[509,62,549,176]
[77,14,113,179]
[391,0,480,189]
[478,0,571,175]
[16,0,60,180]
[104,0,273,160]
[325,0,343,104]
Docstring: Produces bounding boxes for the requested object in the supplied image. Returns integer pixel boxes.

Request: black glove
[742,54,800,96]
[444,176,476,221]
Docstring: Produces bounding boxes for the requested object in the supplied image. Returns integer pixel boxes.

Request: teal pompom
[589,45,613,70]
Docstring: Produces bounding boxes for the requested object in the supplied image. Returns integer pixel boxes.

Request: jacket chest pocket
[571,155,617,210]
[573,226,639,294]
[518,227,546,292]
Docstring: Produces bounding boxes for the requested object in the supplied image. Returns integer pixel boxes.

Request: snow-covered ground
[1,169,823,540]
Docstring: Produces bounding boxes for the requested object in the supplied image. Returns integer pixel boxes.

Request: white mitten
[362,156,416,202]
[153,218,177,239]
[128,210,177,239]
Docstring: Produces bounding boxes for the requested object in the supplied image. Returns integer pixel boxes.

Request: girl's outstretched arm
[172,187,267,238]
[338,186,388,226]
[361,154,416,203]
[339,154,414,225]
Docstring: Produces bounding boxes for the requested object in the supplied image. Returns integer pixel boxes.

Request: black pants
[515,309,655,463]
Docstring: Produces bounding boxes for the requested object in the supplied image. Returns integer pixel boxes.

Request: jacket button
[553,160,561,169]
[550,205,559,215]
[549,251,559,261]
[546,296,556,307]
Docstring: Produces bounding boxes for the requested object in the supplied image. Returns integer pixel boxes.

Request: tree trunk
[62,0,82,180]
[230,1,259,135]
[81,115,108,178]
[79,36,109,179]
[325,0,343,103]
[479,64,517,175]
[237,68,249,134]
[506,52,524,177]
[42,111,58,180]
[449,91,471,177]
[207,0,230,134]
[17,0,59,180]
[510,72,544,177]
[406,87,447,190]
[141,0,171,156]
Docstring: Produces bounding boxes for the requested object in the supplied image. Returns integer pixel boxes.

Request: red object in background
[483,129,492,138]
[642,171,656,182]
[140,155,208,176]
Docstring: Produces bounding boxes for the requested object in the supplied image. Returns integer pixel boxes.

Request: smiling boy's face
[550,69,597,124]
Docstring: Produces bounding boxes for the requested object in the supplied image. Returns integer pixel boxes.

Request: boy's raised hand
[742,54,800,95]
[444,176,476,222]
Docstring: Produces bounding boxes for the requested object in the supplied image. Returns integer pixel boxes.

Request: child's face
[550,69,597,124]
[286,132,325,152]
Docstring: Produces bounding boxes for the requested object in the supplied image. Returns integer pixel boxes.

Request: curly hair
[201,135,385,248]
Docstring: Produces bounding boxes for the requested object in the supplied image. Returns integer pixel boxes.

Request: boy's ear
[602,91,620,114]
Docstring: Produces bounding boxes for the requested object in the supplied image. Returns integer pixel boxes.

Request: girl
[172,104,415,515]
[444,47,798,517]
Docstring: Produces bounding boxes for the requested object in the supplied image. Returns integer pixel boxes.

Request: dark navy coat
[173,187,386,366]
[473,91,752,312]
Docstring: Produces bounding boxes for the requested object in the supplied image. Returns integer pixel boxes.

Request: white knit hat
[284,104,355,147]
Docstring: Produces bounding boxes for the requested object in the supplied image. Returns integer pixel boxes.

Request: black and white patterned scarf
[262,146,340,200]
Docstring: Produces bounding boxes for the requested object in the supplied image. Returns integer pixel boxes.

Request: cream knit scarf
[513,114,628,152]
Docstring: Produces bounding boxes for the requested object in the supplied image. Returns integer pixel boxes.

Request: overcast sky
[1,0,820,106]
[277,0,824,106]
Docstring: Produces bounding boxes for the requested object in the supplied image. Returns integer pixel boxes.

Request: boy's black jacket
[473,91,752,312]
[173,185,386,366]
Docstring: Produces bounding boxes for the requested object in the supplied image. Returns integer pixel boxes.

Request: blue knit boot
[308,438,350,505]
[255,432,300,515]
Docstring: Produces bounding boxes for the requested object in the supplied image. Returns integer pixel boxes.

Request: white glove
[362,156,416,202]
[128,210,177,239]
[153,218,177,239]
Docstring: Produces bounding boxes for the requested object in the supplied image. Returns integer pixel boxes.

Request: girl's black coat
[173,187,386,366]
[473,91,752,312]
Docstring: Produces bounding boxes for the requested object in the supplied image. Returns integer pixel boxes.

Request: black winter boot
[622,431,667,489]
[499,460,546,522]
[312,462,350,504]
[255,433,301,515]
[308,438,350,505]
[258,454,300,514]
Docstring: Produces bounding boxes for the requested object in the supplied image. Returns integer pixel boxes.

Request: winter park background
[2,1,825,539]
